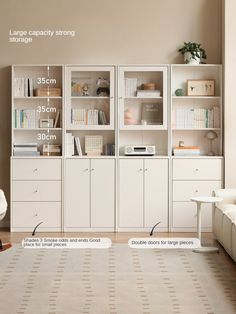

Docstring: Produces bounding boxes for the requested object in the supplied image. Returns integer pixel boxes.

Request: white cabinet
[171,157,223,231]
[64,158,115,231]
[119,158,168,230]
[11,157,62,232]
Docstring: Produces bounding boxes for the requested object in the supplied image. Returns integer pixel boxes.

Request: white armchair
[0,189,7,221]
[213,189,236,262]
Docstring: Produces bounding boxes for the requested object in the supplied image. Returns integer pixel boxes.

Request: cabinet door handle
[91,168,95,171]
[144,168,148,172]
[85,168,89,171]
[34,190,38,193]
[195,168,199,171]
[119,96,123,100]
[33,168,38,172]
[195,190,198,193]
[139,168,143,171]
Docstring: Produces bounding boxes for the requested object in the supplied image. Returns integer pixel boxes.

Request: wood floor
[0,229,214,243]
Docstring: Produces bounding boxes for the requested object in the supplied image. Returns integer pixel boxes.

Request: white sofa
[213,189,236,262]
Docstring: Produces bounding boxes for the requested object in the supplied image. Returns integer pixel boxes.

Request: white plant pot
[184,52,200,64]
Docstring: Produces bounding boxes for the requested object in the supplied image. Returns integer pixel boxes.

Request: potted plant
[178,42,207,64]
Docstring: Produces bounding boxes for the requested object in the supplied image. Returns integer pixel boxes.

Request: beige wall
[0,0,222,227]
[224,0,236,187]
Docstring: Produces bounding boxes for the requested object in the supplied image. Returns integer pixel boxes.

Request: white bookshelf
[171,64,223,156]
[12,64,64,157]
[118,65,169,156]
[65,65,116,157]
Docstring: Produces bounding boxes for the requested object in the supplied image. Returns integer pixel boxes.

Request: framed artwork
[187,79,215,96]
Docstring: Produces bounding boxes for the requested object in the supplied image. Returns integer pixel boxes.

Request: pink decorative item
[124,108,137,125]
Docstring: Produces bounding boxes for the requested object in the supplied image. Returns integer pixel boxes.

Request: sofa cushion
[232,223,236,263]
[222,210,236,257]
[213,204,236,244]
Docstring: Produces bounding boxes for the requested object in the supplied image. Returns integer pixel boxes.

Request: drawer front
[12,181,61,201]
[12,159,61,180]
[173,159,222,180]
[172,202,212,228]
[173,180,222,202]
[12,202,61,228]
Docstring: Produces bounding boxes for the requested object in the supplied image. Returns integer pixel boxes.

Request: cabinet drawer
[12,202,61,228]
[12,159,61,180]
[12,181,61,201]
[172,202,212,228]
[173,159,222,180]
[173,180,222,202]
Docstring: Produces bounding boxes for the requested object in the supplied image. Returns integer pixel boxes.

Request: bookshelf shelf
[172,96,221,100]
[124,96,163,100]
[14,96,62,99]
[120,125,167,131]
[172,128,221,131]
[13,128,62,131]
[71,96,110,100]
[67,125,114,131]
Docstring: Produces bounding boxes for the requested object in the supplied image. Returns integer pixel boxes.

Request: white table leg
[193,201,219,254]
[197,201,202,245]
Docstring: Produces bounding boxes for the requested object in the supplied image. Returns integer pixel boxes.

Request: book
[141,103,163,125]
[54,110,60,128]
[74,137,82,156]
[137,90,161,98]
[173,146,201,156]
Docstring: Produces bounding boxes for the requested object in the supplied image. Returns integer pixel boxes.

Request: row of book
[124,78,138,97]
[14,109,37,128]
[66,133,82,156]
[172,107,220,129]
[71,109,107,125]
[173,146,201,156]
[14,78,34,97]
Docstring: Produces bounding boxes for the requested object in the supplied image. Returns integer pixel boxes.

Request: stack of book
[13,143,39,156]
[172,107,220,129]
[124,78,138,97]
[104,144,115,156]
[71,109,107,125]
[42,144,61,156]
[137,90,161,98]
[173,146,201,156]
[14,78,33,97]
[15,109,37,128]
[74,137,82,156]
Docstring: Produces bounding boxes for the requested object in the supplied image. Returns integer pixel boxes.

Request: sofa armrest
[213,189,236,204]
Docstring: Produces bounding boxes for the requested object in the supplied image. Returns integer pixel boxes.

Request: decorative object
[141,103,163,125]
[205,130,218,155]
[179,141,184,147]
[85,135,103,156]
[39,118,54,128]
[175,88,184,96]
[42,144,61,156]
[124,108,137,125]
[96,77,110,96]
[142,83,156,90]
[82,83,89,96]
[187,80,215,96]
[178,42,207,64]
[34,87,61,97]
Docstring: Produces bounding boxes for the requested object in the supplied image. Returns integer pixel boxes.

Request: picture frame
[187,79,215,96]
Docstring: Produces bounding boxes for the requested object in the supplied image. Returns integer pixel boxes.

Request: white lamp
[205,131,218,156]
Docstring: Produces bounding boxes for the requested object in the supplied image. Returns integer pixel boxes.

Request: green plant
[178,42,207,61]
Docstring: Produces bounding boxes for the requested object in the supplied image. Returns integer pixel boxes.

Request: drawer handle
[34,190,38,193]
[195,190,198,193]
[33,168,38,172]
[195,168,199,171]
[34,213,38,217]
[139,168,143,172]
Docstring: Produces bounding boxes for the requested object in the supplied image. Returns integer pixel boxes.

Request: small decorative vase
[184,52,200,64]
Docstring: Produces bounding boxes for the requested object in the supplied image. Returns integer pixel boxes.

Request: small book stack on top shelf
[173,146,200,156]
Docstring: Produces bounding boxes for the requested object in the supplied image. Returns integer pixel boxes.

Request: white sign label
[128,238,201,249]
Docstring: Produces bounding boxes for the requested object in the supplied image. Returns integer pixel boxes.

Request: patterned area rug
[0,243,236,314]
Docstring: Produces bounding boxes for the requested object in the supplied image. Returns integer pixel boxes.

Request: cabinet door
[65,159,90,228]
[119,159,143,228]
[91,159,115,228]
[144,159,168,228]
